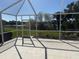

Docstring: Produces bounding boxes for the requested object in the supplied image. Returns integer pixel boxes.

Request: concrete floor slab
[0,37,79,59]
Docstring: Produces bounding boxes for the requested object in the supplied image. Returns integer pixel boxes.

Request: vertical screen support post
[0,13,4,46]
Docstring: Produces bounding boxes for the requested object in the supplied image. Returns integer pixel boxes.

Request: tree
[8,20,21,25]
[53,12,61,30]
[44,13,51,22]
[38,12,43,22]
[29,19,36,30]
[63,1,79,30]
[54,1,79,30]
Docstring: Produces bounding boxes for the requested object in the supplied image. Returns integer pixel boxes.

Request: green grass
[2,28,59,39]
[1,28,79,40]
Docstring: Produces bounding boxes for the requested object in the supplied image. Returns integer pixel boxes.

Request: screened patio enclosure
[0,0,61,46]
[0,0,79,59]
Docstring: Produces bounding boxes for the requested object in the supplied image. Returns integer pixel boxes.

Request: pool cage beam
[0,0,22,13]
[0,13,4,46]
[59,0,63,40]
[27,0,38,38]
[28,16,35,47]
[14,0,37,59]
[16,0,36,58]
[14,16,18,45]
[14,0,25,46]
[15,0,35,46]
[14,1,26,59]
[21,15,36,47]
[21,16,24,46]
[29,16,31,37]
[14,15,23,59]
[15,16,22,59]
[2,13,16,16]
[13,0,35,47]
[15,0,25,46]
[0,0,22,46]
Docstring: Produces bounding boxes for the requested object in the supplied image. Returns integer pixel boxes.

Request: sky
[0,0,76,21]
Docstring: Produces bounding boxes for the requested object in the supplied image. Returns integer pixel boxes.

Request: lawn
[1,28,79,40]
[2,28,59,39]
